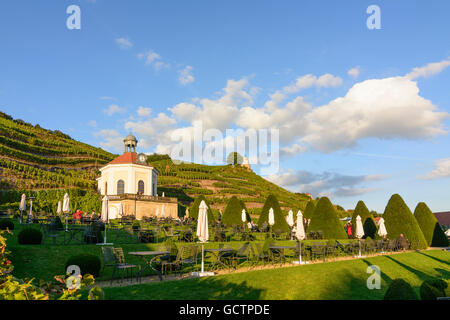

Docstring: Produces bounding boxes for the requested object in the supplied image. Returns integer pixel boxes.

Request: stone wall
[108,199,178,220]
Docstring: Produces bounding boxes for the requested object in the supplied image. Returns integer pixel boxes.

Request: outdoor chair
[325,244,336,261]
[224,242,252,269]
[41,223,63,245]
[311,244,326,262]
[101,246,117,274]
[111,247,140,285]
[254,243,270,266]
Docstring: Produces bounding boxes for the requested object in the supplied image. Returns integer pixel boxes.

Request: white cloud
[422,158,450,180]
[266,170,384,198]
[179,66,195,85]
[115,37,133,49]
[137,106,152,117]
[137,50,169,70]
[406,58,450,80]
[88,120,97,128]
[95,129,123,152]
[299,76,448,152]
[348,67,360,78]
[103,104,126,116]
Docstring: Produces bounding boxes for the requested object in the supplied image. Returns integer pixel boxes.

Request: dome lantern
[123,134,138,153]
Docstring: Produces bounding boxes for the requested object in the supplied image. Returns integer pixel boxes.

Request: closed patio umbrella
[185,207,190,219]
[19,194,26,224]
[56,201,62,215]
[98,195,112,245]
[196,200,213,276]
[286,210,294,227]
[355,215,365,258]
[118,202,124,218]
[294,210,307,264]
[377,217,387,238]
[268,208,275,236]
[62,193,70,231]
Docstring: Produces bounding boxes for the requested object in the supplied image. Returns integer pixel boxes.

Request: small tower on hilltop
[242,156,251,171]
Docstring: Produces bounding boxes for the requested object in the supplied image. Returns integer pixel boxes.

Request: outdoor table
[204,248,235,270]
[268,245,297,264]
[64,226,86,245]
[128,250,170,282]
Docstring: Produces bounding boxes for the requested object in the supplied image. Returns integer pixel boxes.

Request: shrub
[383,194,428,249]
[189,195,215,223]
[18,227,43,244]
[65,254,102,277]
[352,201,375,238]
[414,202,449,247]
[420,279,448,300]
[257,195,290,232]
[307,197,347,239]
[363,218,377,239]
[384,279,418,300]
[303,201,316,220]
[0,218,14,230]
[222,196,247,227]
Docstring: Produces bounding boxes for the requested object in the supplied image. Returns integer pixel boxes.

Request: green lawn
[101,250,449,300]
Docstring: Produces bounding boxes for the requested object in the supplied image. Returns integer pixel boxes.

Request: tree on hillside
[352,200,376,238]
[383,194,428,249]
[222,196,248,227]
[307,197,347,239]
[414,202,449,247]
[189,195,215,224]
[257,195,290,232]
[303,200,316,220]
[226,152,243,166]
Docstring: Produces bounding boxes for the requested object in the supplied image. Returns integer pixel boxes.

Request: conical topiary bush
[414,202,449,247]
[303,200,316,220]
[306,197,347,239]
[383,194,428,249]
[352,201,376,239]
[222,196,247,227]
[190,195,215,223]
[257,195,289,232]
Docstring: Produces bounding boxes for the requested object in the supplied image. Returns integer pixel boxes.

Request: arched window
[138,180,145,194]
[117,180,125,195]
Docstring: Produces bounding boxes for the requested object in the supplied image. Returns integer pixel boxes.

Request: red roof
[107,152,138,165]
[434,212,450,226]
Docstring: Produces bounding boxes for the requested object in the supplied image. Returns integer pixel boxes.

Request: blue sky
[1,0,450,212]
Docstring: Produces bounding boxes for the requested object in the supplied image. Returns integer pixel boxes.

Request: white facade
[97,163,158,197]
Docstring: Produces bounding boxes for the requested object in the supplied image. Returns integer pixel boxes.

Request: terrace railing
[107,194,177,203]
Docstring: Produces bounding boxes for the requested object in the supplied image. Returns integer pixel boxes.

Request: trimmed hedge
[419,279,448,300]
[65,254,102,277]
[257,195,290,232]
[352,201,375,238]
[0,218,14,230]
[383,194,428,250]
[222,196,247,227]
[306,197,347,239]
[190,195,215,223]
[384,279,418,300]
[414,202,449,247]
[18,228,43,244]
[303,201,316,220]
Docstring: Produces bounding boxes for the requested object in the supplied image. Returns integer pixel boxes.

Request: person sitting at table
[397,234,410,251]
